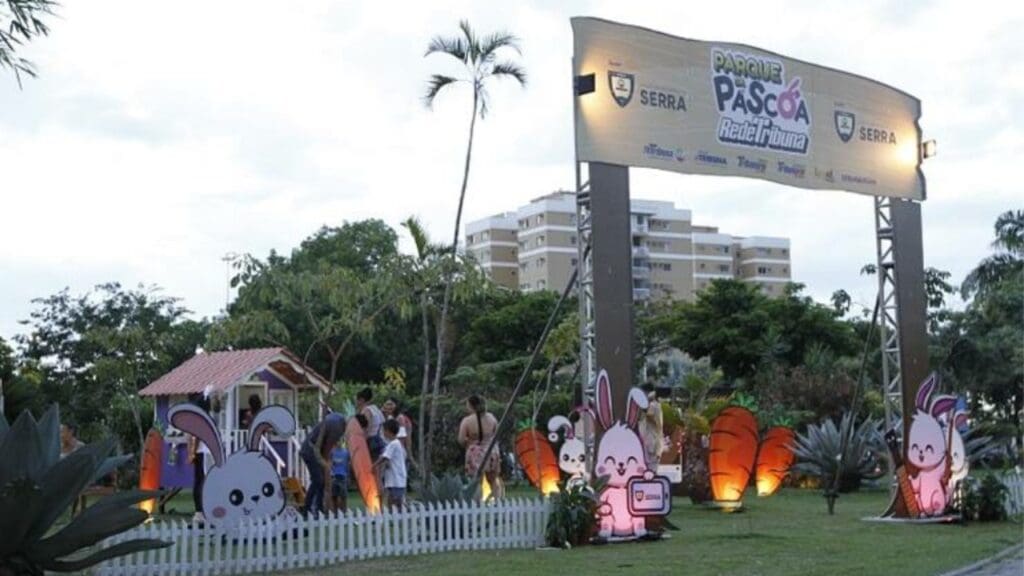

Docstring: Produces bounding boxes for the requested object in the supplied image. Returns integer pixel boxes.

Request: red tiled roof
[139,347,328,396]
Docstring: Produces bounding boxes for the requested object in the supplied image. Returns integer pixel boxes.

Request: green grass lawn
[285,488,1021,576]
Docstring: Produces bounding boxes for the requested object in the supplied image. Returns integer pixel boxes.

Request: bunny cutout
[906,374,949,516]
[547,410,589,489]
[592,370,650,539]
[170,403,295,528]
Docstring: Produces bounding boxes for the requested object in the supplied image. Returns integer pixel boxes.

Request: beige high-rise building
[466,192,792,300]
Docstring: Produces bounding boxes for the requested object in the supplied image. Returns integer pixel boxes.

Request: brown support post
[891,198,929,440]
[588,162,635,411]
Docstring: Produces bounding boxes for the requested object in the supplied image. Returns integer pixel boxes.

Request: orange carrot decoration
[514,429,559,494]
[709,406,758,503]
[755,426,795,496]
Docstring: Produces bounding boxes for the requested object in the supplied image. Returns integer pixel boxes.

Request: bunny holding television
[170,402,296,528]
[592,370,652,539]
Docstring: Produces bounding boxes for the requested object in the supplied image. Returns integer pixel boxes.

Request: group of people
[300,388,414,517]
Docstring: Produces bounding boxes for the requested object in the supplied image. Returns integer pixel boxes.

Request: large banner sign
[572,18,926,200]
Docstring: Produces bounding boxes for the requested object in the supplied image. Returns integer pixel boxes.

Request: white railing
[95,498,551,575]
[1002,470,1024,517]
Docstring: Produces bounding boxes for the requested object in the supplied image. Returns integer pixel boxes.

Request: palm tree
[962,210,1024,300]
[422,19,526,476]
[0,0,56,87]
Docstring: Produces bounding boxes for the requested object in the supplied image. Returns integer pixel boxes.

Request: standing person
[60,423,85,458]
[300,411,346,518]
[458,395,504,499]
[356,388,386,461]
[241,393,263,429]
[638,383,666,471]
[382,396,414,456]
[329,439,350,513]
[374,419,407,509]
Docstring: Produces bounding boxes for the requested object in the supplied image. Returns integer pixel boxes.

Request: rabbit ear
[954,413,968,431]
[548,416,573,440]
[247,406,296,451]
[916,373,937,410]
[930,395,957,419]
[170,403,225,466]
[625,388,649,428]
[595,370,613,429]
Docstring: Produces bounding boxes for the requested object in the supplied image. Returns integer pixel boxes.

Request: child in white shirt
[374,419,407,509]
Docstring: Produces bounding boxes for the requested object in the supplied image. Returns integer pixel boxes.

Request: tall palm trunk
[425,87,479,477]
[417,292,431,474]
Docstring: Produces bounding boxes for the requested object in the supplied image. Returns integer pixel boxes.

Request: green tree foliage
[15,283,208,454]
[0,0,56,87]
[961,210,1023,300]
[461,291,568,365]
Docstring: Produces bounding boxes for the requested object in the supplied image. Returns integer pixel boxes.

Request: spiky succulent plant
[791,411,887,492]
[0,406,169,575]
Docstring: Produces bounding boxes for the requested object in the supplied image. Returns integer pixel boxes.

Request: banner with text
[572,17,925,200]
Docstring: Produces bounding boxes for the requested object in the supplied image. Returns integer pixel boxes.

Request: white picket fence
[94,497,551,575]
[1002,470,1024,516]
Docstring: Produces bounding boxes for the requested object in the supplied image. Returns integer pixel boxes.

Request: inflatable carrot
[514,429,559,494]
[138,428,163,514]
[755,426,795,496]
[709,406,758,503]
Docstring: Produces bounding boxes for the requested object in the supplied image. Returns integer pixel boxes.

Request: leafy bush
[546,481,601,548]
[791,412,886,492]
[961,475,1009,522]
[414,473,480,504]
[0,406,169,575]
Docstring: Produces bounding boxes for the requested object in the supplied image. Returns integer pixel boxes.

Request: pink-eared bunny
[930,394,968,504]
[907,375,948,516]
[548,410,590,489]
[170,403,295,528]
[592,370,650,539]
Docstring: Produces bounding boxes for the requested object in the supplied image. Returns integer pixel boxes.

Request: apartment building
[466,192,791,300]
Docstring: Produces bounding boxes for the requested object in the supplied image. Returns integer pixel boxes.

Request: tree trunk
[427,87,479,474]
[418,293,431,476]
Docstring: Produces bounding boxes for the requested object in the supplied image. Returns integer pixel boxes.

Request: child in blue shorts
[330,441,350,512]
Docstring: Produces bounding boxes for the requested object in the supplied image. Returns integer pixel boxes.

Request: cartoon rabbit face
[908,410,946,469]
[170,402,295,528]
[592,371,649,488]
[548,414,588,479]
[596,424,647,487]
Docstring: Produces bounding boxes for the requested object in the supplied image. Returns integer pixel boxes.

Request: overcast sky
[1,0,1021,341]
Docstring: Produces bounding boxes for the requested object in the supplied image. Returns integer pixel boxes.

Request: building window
[758,266,770,275]
[519,283,529,290]
[519,262,528,271]
[719,264,729,273]
[783,267,789,274]
[536,215,544,225]
[570,235,577,245]
[722,246,730,254]
[537,258,546,268]
[758,247,770,255]
[700,263,706,270]
[482,231,490,240]
[467,234,474,244]
[570,213,578,225]
[782,248,789,256]
[536,235,545,247]
[537,280,547,289]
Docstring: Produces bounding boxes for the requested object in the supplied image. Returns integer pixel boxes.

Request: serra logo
[640,89,687,111]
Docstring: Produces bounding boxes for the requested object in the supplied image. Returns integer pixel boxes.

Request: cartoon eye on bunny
[170,403,295,528]
[906,375,950,517]
[547,409,591,489]
[592,370,651,539]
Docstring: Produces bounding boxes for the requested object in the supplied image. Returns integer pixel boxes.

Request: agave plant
[0,406,169,575]
[791,412,886,493]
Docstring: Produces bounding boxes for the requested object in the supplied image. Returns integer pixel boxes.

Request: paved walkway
[945,545,1024,576]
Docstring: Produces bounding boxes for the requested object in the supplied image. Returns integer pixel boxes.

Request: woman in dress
[458,395,504,499]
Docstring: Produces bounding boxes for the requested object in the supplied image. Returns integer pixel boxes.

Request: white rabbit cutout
[906,375,948,517]
[170,403,295,528]
[548,411,589,488]
[592,370,650,539]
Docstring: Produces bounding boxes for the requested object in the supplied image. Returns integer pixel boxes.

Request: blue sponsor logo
[776,161,806,178]
[695,150,728,166]
[737,155,767,173]
[643,143,686,163]
[841,173,877,185]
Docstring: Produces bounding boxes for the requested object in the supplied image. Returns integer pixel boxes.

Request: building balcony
[632,266,651,279]
[633,287,651,301]
[632,246,650,258]
[631,221,649,235]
